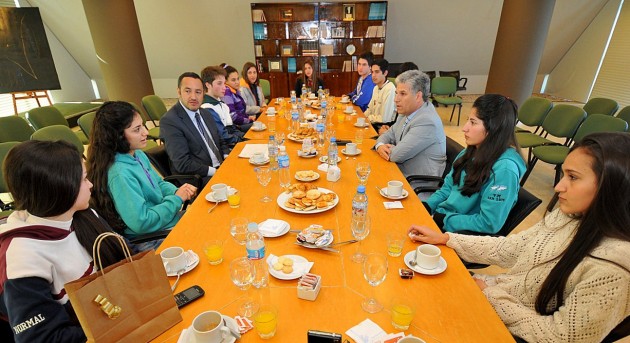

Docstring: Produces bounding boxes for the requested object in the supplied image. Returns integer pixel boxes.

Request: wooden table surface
[153,99,513,342]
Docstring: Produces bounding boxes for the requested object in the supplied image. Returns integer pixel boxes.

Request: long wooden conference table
[153,100,513,342]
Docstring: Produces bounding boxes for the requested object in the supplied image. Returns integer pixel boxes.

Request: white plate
[339,99,350,104]
[379,188,409,200]
[277,187,339,214]
[205,186,237,202]
[295,171,320,182]
[180,315,239,343]
[287,133,317,143]
[341,148,361,156]
[353,123,369,128]
[297,150,318,158]
[249,157,270,165]
[345,110,356,114]
[251,123,267,132]
[267,255,310,280]
[403,251,447,275]
[346,44,356,55]
[296,228,334,247]
[308,96,318,100]
[258,219,290,238]
[319,155,342,164]
[165,250,199,277]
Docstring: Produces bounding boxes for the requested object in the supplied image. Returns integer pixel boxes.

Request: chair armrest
[127,230,170,244]
[406,175,443,183]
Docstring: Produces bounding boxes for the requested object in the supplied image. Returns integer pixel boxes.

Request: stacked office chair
[24,106,88,144]
[582,97,619,116]
[141,95,168,140]
[431,77,464,126]
[0,116,35,143]
[515,97,553,134]
[438,70,467,92]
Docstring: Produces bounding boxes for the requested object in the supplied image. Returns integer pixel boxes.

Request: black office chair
[143,145,202,191]
[406,136,464,195]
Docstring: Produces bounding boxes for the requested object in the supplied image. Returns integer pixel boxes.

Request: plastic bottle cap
[330,137,336,142]
[269,135,275,140]
[247,222,258,232]
[357,185,366,193]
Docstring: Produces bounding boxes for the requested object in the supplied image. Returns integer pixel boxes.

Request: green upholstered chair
[387,77,396,86]
[259,79,271,100]
[515,104,586,165]
[31,125,85,157]
[0,142,19,218]
[141,95,167,140]
[0,116,35,143]
[515,97,553,134]
[616,105,630,124]
[129,101,159,151]
[431,77,463,125]
[582,97,619,116]
[522,114,628,186]
[438,70,467,92]
[77,111,96,139]
[24,106,88,144]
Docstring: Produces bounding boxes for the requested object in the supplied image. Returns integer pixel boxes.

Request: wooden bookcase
[251,1,387,98]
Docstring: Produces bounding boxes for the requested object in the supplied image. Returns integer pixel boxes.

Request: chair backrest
[431,77,458,96]
[541,104,586,140]
[31,125,85,156]
[77,111,96,139]
[495,187,542,237]
[423,70,436,81]
[387,77,396,85]
[0,141,20,193]
[443,136,465,178]
[24,106,68,130]
[582,97,619,116]
[439,70,460,79]
[616,105,630,124]
[573,113,628,142]
[0,116,35,143]
[144,145,172,178]
[518,97,553,127]
[141,95,168,123]
[259,79,271,99]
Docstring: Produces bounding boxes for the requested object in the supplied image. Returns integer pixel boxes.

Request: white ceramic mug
[415,244,441,269]
[253,121,263,130]
[356,117,366,126]
[346,142,358,154]
[398,336,426,343]
[341,95,349,102]
[267,107,276,114]
[387,180,403,197]
[160,247,187,274]
[211,183,228,201]
[192,311,231,342]
[345,105,354,113]
[252,152,265,163]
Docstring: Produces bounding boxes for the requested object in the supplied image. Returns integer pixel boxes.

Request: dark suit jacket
[160,102,228,181]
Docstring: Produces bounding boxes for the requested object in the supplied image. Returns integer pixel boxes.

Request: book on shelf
[352,56,357,71]
[371,42,384,55]
[320,57,328,72]
[365,25,385,38]
[342,60,353,72]
[252,9,266,22]
[288,58,297,72]
[368,2,387,20]
[255,45,263,57]
[253,23,266,40]
[320,44,334,56]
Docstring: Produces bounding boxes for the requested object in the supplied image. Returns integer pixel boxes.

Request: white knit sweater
[447,209,630,342]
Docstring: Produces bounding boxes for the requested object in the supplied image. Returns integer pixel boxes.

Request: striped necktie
[194,112,222,163]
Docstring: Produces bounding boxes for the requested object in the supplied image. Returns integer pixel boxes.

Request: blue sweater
[426,148,526,234]
[108,151,183,236]
[348,74,375,112]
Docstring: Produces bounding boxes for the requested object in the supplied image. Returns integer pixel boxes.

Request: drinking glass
[356,162,371,185]
[229,257,259,317]
[253,304,278,339]
[351,216,371,263]
[390,297,415,330]
[355,129,364,145]
[230,217,249,245]
[255,166,273,202]
[362,253,388,313]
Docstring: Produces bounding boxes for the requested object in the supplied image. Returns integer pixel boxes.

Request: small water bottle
[301,84,307,100]
[246,222,268,288]
[291,110,300,132]
[268,135,278,170]
[290,90,297,105]
[352,185,368,220]
[278,146,291,191]
[318,86,324,100]
[327,137,341,182]
[316,116,325,152]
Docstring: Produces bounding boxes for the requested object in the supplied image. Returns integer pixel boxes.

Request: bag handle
[92,232,133,275]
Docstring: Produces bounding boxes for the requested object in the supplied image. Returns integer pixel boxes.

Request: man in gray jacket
[374,70,446,179]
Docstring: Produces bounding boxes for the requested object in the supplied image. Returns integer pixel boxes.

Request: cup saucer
[179,315,239,343]
[165,250,199,277]
[341,148,361,156]
[205,186,238,202]
[403,251,447,275]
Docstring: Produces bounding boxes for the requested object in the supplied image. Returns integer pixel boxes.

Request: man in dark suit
[160,72,229,186]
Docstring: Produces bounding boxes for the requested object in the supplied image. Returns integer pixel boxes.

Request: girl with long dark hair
[408,132,630,342]
[423,94,526,233]
[239,62,266,116]
[294,59,324,97]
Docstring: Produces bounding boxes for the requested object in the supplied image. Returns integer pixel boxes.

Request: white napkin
[258,219,288,236]
[267,254,314,277]
[346,319,387,343]
[238,144,269,158]
[383,201,404,209]
[317,163,329,172]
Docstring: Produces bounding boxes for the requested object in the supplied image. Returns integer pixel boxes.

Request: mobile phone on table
[307,330,343,342]
[174,285,204,308]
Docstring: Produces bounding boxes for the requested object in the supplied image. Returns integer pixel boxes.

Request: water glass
[255,166,273,202]
[362,253,388,313]
[356,162,371,185]
[230,217,249,245]
[351,216,371,263]
[229,257,259,317]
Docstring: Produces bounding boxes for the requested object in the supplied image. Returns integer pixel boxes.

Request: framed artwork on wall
[343,4,355,21]
[268,59,283,72]
[281,45,293,56]
[280,8,293,21]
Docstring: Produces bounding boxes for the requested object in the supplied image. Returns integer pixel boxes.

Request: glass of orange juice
[227,193,241,208]
[203,240,224,265]
[390,297,415,330]
[253,304,278,339]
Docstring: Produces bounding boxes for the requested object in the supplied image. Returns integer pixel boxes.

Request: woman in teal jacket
[424,94,526,234]
[87,101,197,251]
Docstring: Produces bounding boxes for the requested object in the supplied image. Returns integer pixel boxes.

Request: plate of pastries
[277,183,338,214]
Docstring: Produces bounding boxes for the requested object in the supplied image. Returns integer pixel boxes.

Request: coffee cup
[415,244,441,269]
[398,336,426,343]
[345,142,358,155]
[192,311,231,342]
[252,152,265,163]
[387,180,403,197]
[160,247,187,274]
[345,105,354,113]
[211,183,228,201]
[356,117,366,126]
[341,95,349,102]
[253,121,264,130]
[267,107,276,114]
